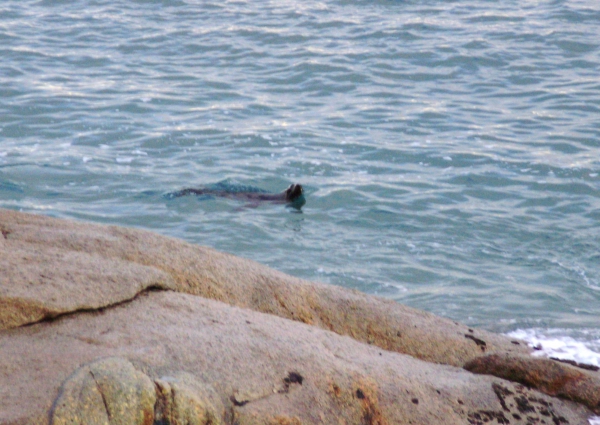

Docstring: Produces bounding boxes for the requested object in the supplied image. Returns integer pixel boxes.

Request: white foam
[508,329,600,424]
[507,328,600,367]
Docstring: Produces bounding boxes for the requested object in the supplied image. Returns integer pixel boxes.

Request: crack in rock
[89,370,112,423]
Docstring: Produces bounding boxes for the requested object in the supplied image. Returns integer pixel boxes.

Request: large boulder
[0,291,593,425]
[0,208,598,424]
[0,208,528,366]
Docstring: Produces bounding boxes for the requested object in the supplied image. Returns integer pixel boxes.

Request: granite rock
[1,291,593,425]
[0,208,527,366]
[0,208,597,424]
[465,353,600,414]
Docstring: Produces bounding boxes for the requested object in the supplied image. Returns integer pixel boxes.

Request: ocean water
[1,0,599,371]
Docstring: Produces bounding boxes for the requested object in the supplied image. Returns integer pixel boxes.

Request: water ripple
[0,0,599,334]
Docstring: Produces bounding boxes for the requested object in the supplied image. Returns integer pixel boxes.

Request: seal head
[284,183,305,208]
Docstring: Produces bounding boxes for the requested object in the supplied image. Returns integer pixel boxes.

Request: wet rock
[550,357,600,372]
[464,353,600,414]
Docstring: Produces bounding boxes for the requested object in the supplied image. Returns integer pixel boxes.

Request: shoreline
[1,208,598,424]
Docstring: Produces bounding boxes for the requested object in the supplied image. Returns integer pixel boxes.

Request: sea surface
[1,0,599,371]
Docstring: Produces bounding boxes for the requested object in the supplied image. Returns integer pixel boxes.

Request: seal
[169,183,306,208]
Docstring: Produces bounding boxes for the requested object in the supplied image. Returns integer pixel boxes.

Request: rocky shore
[1,208,598,424]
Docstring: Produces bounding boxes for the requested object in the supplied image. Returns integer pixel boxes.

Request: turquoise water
[1,0,599,357]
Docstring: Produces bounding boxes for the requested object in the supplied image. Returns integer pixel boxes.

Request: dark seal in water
[168,183,306,208]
